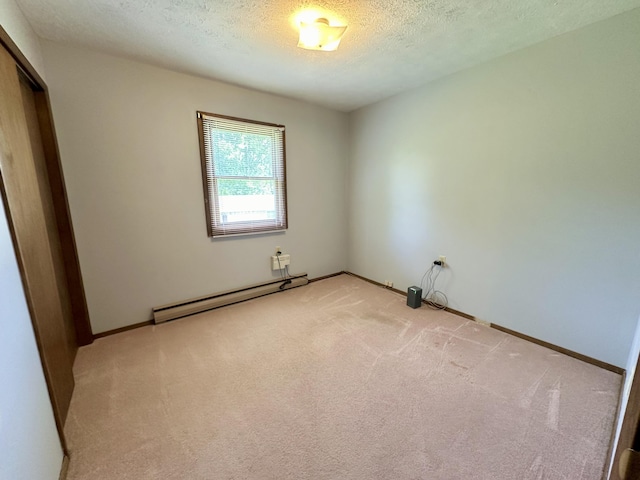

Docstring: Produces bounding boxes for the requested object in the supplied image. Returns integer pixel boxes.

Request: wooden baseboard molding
[344,272,468,320]
[58,455,69,480]
[490,324,624,375]
[443,306,475,321]
[344,271,625,376]
[343,271,405,294]
[93,320,153,340]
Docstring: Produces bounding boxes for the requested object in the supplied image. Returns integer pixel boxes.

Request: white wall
[0,204,62,480]
[41,42,349,334]
[609,313,640,477]
[348,9,640,368]
[0,3,63,479]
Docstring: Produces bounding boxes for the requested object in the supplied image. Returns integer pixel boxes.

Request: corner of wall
[0,0,46,79]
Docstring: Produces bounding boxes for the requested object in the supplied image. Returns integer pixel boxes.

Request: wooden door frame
[612,351,640,479]
[0,27,92,347]
[0,25,93,459]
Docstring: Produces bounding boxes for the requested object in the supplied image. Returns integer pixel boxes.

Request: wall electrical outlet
[439,255,447,267]
[385,280,393,288]
[275,246,281,255]
[271,254,290,270]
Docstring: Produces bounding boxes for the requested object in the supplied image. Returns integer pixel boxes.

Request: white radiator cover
[152,273,309,324]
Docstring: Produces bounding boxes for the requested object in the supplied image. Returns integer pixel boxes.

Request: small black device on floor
[407,286,422,308]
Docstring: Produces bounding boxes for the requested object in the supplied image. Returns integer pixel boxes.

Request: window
[197,112,287,237]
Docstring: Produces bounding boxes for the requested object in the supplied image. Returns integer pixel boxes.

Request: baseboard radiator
[152,273,309,324]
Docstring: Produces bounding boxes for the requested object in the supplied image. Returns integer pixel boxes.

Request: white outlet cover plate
[271,254,290,270]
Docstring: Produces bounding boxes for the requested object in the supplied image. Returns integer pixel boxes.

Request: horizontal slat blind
[198,112,287,237]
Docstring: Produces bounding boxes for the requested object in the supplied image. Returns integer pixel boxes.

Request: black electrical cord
[276,252,291,289]
[420,262,448,310]
[276,252,286,280]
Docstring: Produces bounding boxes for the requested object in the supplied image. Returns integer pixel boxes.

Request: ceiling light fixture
[297,18,347,51]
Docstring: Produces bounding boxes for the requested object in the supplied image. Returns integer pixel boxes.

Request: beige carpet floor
[65,274,621,479]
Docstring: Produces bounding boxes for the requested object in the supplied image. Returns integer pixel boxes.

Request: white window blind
[197,112,287,237]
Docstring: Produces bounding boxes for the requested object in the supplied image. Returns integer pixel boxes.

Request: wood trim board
[0,27,46,89]
[58,455,70,480]
[491,323,623,375]
[0,42,74,454]
[34,90,93,346]
[343,271,624,375]
[93,320,154,340]
[0,24,94,457]
[608,372,628,480]
[0,27,92,347]
[612,350,640,479]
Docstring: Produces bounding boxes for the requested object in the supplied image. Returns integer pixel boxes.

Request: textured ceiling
[15,0,640,111]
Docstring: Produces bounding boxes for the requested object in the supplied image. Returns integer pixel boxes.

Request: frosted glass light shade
[298,18,347,51]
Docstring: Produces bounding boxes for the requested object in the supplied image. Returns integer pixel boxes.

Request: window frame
[197,111,288,238]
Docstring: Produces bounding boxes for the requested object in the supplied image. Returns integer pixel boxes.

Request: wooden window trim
[197,111,288,238]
